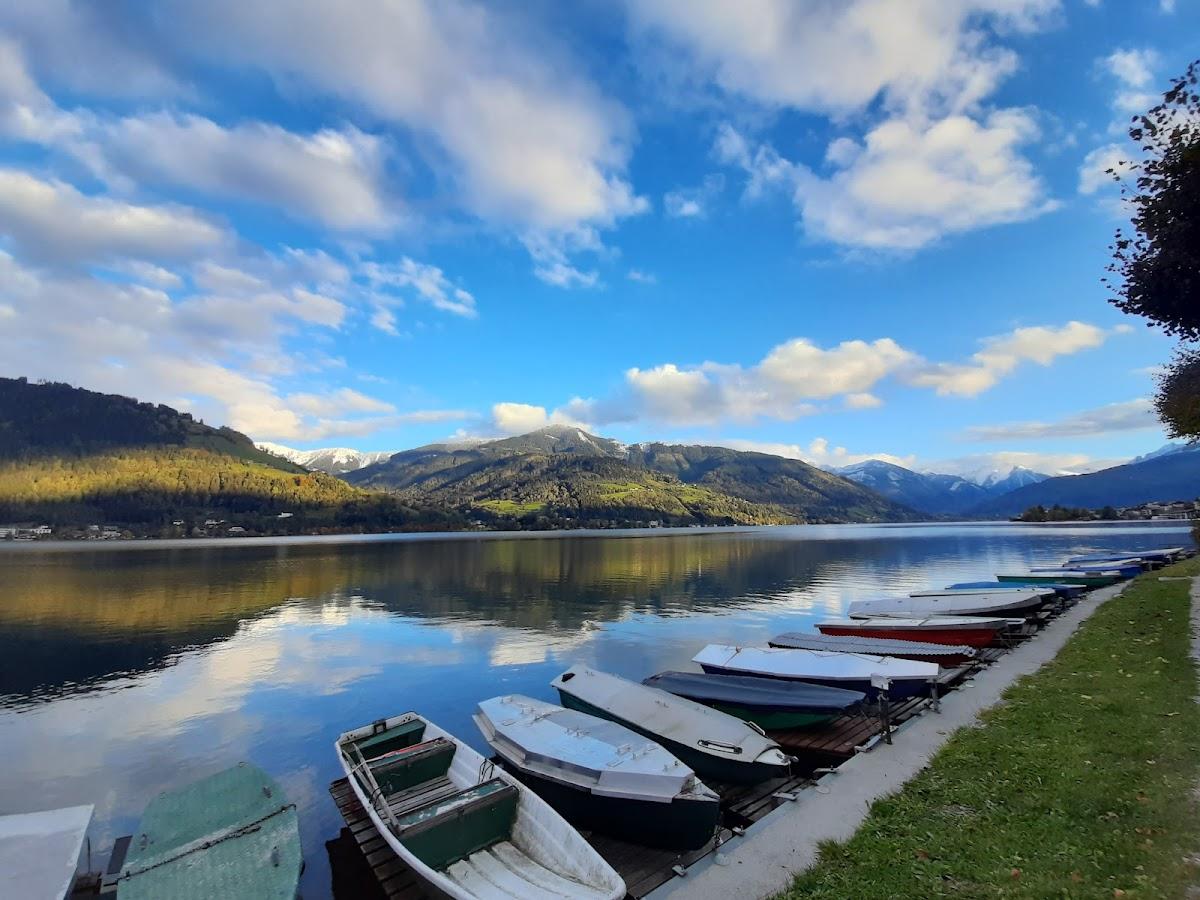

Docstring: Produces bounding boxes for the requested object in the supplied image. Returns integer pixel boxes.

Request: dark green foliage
[0,378,459,534]
[1105,60,1200,340]
[0,376,300,471]
[1154,347,1200,440]
[1017,503,1093,522]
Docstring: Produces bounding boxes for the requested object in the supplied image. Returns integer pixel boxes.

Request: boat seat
[355,718,427,760]
[386,776,459,818]
[366,737,456,797]
[392,778,518,872]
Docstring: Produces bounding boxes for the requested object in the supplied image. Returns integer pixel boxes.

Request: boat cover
[947,580,1082,595]
[475,695,704,803]
[848,592,1039,618]
[119,763,301,900]
[818,615,1017,630]
[550,666,790,768]
[0,804,93,900]
[910,587,1055,600]
[643,671,864,711]
[1069,548,1181,563]
[692,644,938,682]
[769,632,977,660]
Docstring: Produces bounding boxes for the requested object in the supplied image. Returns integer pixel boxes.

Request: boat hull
[817,622,1000,648]
[495,762,720,852]
[708,702,838,730]
[554,691,790,784]
[694,664,927,702]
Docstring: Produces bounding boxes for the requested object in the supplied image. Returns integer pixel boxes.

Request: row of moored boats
[12,545,1186,900]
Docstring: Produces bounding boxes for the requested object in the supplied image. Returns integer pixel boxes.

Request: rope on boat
[119,802,297,880]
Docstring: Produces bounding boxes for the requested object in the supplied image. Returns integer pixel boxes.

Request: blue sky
[0,1,1196,477]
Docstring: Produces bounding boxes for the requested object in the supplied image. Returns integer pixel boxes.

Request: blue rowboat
[643,671,864,730]
[947,580,1085,598]
[1068,547,1183,564]
[1029,562,1141,578]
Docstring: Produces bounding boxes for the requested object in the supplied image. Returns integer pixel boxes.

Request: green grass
[476,498,545,515]
[781,558,1200,899]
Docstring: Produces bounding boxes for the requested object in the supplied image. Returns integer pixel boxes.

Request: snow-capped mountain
[256,442,395,475]
[837,460,1052,516]
[1129,441,1199,465]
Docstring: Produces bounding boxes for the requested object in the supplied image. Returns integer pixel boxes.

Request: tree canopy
[1105,60,1200,340]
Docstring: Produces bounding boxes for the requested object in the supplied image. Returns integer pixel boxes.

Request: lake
[0,521,1191,896]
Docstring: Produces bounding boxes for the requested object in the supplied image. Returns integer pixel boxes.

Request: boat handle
[747,722,767,737]
[698,739,743,755]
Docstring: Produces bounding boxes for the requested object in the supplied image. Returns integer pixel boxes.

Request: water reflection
[0,523,1190,898]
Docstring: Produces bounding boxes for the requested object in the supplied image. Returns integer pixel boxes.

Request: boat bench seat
[367,737,456,797]
[392,778,518,872]
[355,718,427,759]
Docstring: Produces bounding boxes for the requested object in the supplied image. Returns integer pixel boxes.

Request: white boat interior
[336,713,625,900]
[0,804,93,900]
[474,694,714,804]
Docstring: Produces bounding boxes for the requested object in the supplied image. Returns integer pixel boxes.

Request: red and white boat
[816,615,1017,647]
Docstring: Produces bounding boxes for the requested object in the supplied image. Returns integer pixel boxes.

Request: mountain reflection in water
[0,522,1190,898]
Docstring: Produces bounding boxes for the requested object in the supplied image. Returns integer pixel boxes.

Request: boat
[1068,547,1183,564]
[910,586,1058,601]
[642,670,864,730]
[691,644,938,701]
[816,615,1015,648]
[1030,561,1142,578]
[337,713,625,900]
[768,631,978,666]
[551,665,793,784]
[947,580,1085,599]
[1,805,93,900]
[997,570,1123,587]
[848,590,1044,618]
[473,694,719,852]
[117,762,301,900]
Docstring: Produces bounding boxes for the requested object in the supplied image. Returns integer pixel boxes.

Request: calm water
[0,522,1191,895]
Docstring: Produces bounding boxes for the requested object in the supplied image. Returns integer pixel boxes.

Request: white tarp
[0,804,93,900]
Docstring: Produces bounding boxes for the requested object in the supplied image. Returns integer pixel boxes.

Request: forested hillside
[0,378,457,534]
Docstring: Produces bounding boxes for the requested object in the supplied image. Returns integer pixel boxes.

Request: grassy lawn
[782,557,1200,899]
[475,498,545,515]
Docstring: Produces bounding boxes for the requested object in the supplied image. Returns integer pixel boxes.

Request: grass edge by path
[779,559,1200,899]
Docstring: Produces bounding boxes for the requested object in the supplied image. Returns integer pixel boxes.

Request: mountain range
[970,443,1200,517]
[256,442,394,475]
[836,460,1048,516]
[344,425,918,524]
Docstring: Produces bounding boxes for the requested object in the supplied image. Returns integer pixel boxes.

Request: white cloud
[85,116,397,231]
[1077,143,1128,194]
[0,168,224,266]
[718,437,916,470]
[629,0,1057,117]
[906,321,1117,397]
[962,398,1157,440]
[165,0,646,277]
[627,269,657,284]
[664,174,725,219]
[844,393,883,409]
[0,2,182,98]
[490,402,589,435]
[362,258,477,317]
[716,112,1054,251]
[632,0,1059,250]
[1159,0,1175,11]
[926,450,1119,478]
[1102,48,1160,116]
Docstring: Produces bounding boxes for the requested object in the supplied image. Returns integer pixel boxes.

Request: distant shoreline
[0,518,1191,554]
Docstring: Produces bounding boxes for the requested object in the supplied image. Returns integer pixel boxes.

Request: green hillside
[349,425,918,524]
[0,378,457,534]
